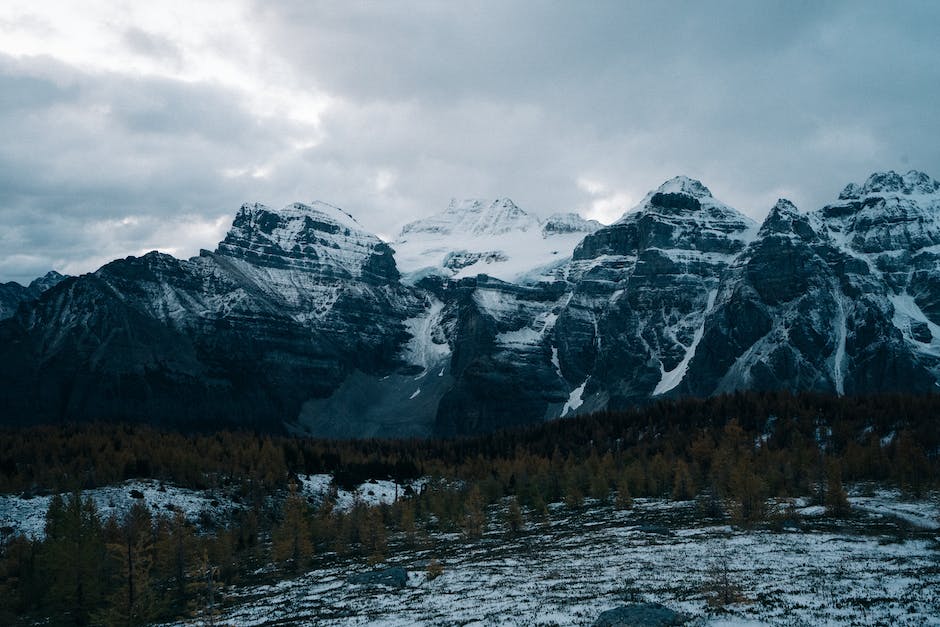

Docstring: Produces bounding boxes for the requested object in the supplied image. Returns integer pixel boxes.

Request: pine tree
[589,472,610,503]
[825,460,851,517]
[396,500,418,547]
[43,492,106,625]
[529,490,550,524]
[672,460,695,501]
[0,534,42,619]
[154,510,196,612]
[462,485,486,538]
[729,460,767,527]
[98,502,157,626]
[505,496,523,536]
[360,507,387,564]
[272,482,313,571]
[615,474,633,510]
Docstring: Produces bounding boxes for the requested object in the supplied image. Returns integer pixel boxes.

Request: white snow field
[166,488,940,626]
[0,478,238,541]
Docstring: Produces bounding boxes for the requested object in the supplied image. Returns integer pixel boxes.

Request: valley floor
[170,489,940,626]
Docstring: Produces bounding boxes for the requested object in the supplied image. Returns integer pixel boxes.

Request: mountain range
[2,170,939,437]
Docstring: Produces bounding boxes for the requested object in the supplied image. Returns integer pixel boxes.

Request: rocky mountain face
[0,203,420,430]
[0,270,66,320]
[3,170,940,436]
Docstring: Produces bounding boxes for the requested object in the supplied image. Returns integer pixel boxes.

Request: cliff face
[4,171,940,436]
[0,202,420,430]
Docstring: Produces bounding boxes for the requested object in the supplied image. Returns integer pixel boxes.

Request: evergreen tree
[672,460,695,501]
[43,492,106,625]
[825,460,851,517]
[462,485,486,538]
[98,501,157,626]
[615,475,633,510]
[273,483,313,570]
[154,510,197,613]
[0,534,42,620]
[360,507,387,564]
[505,496,523,536]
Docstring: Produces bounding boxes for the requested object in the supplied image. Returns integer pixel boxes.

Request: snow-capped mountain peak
[393,198,598,284]
[839,170,940,200]
[613,176,757,243]
[654,175,713,199]
[216,200,397,282]
[757,199,814,238]
[400,197,539,239]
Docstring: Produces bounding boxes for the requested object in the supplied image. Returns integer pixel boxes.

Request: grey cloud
[250,0,940,217]
[123,27,183,68]
[1,1,939,283]
[0,55,309,283]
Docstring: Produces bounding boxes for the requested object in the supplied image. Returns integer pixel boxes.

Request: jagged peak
[29,270,65,289]
[445,197,521,213]
[216,199,394,280]
[236,200,364,233]
[758,199,816,239]
[839,170,940,200]
[654,176,713,199]
[769,198,800,217]
[615,176,755,233]
[400,197,539,238]
[542,212,602,236]
[615,176,720,222]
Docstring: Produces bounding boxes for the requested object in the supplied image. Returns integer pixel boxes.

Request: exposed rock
[636,524,674,536]
[592,603,689,626]
[0,270,66,320]
[4,172,940,436]
[347,566,408,588]
[0,203,421,430]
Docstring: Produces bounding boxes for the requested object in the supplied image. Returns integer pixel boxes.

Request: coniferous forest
[0,391,938,625]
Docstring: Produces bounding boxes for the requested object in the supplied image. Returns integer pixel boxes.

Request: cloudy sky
[1,1,938,283]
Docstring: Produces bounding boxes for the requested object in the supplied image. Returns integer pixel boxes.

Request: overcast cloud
[0,0,938,283]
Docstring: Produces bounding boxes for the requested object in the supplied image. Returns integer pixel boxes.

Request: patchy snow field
[0,479,239,541]
[0,475,427,543]
[170,489,940,626]
[297,474,428,512]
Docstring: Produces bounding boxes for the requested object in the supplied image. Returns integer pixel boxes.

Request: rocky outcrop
[347,566,408,588]
[592,603,689,626]
[554,176,756,410]
[433,275,569,436]
[0,203,420,430]
[0,270,66,320]
[3,171,940,436]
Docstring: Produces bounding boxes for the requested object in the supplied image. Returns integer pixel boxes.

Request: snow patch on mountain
[561,378,588,416]
[394,199,600,284]
[832,289,848,395]
[401,297,450,371]
[889,292,940,357]
[217,201,396,281]
[496,311,558,349]
[297,474,427,512]
[654,289,718,395]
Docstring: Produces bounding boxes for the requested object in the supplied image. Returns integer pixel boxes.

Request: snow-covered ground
[168,490,940,626]
[297,474,427,512]
[0,479,238,541]
[0,475,434,542]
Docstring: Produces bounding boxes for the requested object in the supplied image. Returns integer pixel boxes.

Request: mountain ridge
[2,170,940,436]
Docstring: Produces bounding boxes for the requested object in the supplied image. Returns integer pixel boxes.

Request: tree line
[0,390,937,624]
